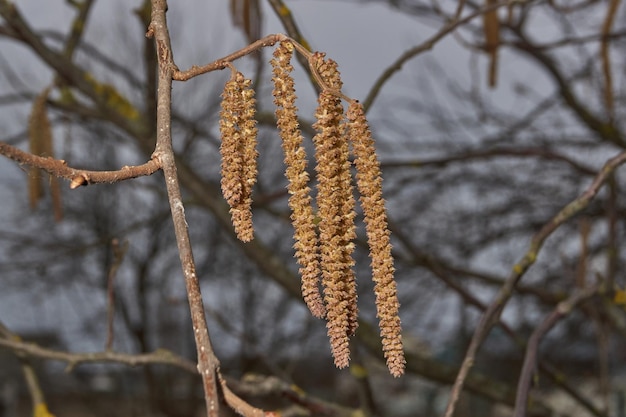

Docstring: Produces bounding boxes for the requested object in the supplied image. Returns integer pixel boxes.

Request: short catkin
[219,71,258,242]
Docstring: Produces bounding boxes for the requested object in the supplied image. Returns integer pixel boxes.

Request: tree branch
[0,336,198,374]
[148,1,225,415]
[513,285,600,417]
[362,0,537,111]
[511,29,625,148]
[172,34,282,81]
[381,146,597,176]
[0,140,161,187]
[444,150,626,417]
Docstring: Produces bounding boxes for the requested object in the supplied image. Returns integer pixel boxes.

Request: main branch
[148,1,221,415]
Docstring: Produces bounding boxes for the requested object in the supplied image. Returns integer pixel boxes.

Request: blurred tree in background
[1,0,626,416]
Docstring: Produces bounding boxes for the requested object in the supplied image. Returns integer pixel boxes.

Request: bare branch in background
[513,285,600,417]
[444,151,626,417]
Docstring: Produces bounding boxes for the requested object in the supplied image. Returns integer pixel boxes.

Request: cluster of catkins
[219,40,405,377]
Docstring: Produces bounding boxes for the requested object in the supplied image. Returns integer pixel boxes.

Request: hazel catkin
[347,100,405,377]
[219,71,258,242]
[311,54,358,369]
[271,41,326,318]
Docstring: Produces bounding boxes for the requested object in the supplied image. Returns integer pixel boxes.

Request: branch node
[69,174,89,189]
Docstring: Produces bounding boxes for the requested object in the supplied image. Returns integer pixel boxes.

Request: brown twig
[0,335,198,373]
[266,0,310,52]
[0,140,161,187]
[172,34,283,81]
[513,285,599,417]
[600,0,621,120]
[105,238,128,351]
[151,3,268,416]
[0,323,54,416]
[266,0,317,90]
[606,175,618,290]
[63,0,95,59]
[231,374,358,417]
[381,146,597,176]
[362,0,536,111]
[220,376,266,417]
[455,0,468,19]
[443,150,626,417]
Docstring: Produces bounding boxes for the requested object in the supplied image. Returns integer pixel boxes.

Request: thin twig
[455,0,468,19]
[266,0,317,87]
[105,238,128,351]
[0,140,161,187]
[0,323,55,416]
[0,330,197,373]
[443,150,626,417]
[151,3,267,416]
[230,374,358,417]
[606,175,618,291]
[362,0,537,111]
[600,0,621,120]
[266,0,310,51]
[381,146,597,176]
[513,285,599,417]
[63,0,95,59]
[173,34,282,81]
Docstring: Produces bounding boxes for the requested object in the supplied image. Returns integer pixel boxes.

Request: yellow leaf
[614,288,626,305]
[34,403,56,417]
[289,383,305,396]
[84,72,140,120]
[350,363,368,378]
